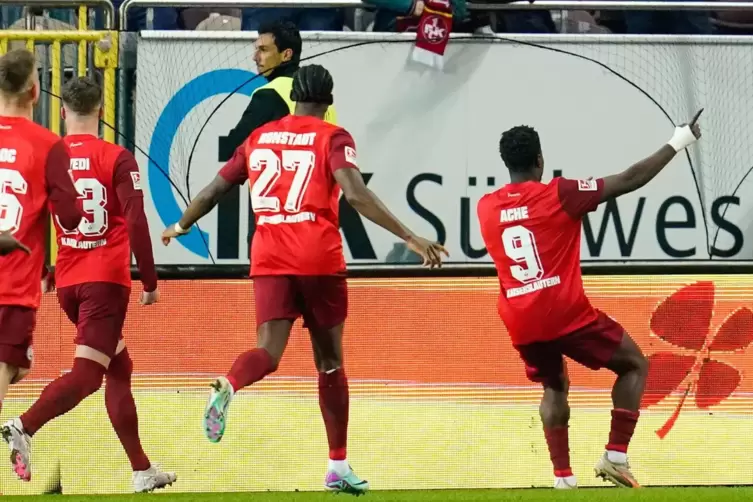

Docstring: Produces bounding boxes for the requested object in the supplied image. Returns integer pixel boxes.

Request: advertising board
[3,275,753,493]
[135,33,753,266]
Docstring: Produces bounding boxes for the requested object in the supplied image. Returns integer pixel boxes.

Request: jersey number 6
[0,168,28,235]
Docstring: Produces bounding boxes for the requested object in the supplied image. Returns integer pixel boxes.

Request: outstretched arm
[176,175,237,231]
[330,130,447,267]
[600,109,703,201]
[334,167,414,242]
[162,146,247,244]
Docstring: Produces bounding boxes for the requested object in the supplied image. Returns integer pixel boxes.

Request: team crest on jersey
[131,172,142,191]
[578,179,597,191]
[345,146,358,167]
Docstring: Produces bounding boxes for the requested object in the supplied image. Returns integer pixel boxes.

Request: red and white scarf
[396,0,453,70]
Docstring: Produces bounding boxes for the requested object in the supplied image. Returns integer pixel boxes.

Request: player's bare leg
[106,341,176,492]
[309,324,368,496]
[0,362,31,481]
[595,332,648,488]
[203,320,289,443]
[539,362,577,490]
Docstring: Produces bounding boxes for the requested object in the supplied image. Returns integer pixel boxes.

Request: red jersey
[477,177,605,346]
[0,116,82,309]
[219,115,358,276]
[53,135,157,291]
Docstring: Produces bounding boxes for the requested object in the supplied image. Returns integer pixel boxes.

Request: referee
[219,20,337,249]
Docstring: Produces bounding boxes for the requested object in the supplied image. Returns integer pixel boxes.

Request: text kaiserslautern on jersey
[477,177,606,346]
[0,116,82,309]
[53,134,157,291]
[219,115,359,276]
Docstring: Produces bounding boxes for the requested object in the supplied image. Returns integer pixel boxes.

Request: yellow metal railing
[0,28,119,263]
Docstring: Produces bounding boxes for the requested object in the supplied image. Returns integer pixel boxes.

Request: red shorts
[253,275,347,330]
[0,306,36,369]
[514,310,625,385]
[57,282,130,359]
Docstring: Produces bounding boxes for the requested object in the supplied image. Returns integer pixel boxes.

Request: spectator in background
[365,0,470,32]
[496,8,556,33]
[364,0,553,34]
[241,6,343,31]
[622,0,714,34]
[2,7,77,30]
[113,0,181,31]
[713,2,753,34]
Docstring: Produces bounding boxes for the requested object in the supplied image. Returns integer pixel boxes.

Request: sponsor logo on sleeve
[578,179,597,191]
[131,172,143,191]
[345,146,357,167]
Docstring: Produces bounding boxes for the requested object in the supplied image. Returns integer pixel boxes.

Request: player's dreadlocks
[499,125,542,172]
[290,64,334,106]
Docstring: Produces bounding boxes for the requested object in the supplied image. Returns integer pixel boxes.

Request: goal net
[132,32,753,264]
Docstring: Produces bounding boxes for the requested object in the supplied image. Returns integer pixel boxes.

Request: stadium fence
[0,0,117,263]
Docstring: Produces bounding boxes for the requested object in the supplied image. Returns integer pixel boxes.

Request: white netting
[554,36,753,255]
[134,33,753,261]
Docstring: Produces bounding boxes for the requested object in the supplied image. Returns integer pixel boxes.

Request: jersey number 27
[249,149,316,213]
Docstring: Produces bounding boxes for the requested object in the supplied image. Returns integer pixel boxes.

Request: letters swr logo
[641,281,753,438]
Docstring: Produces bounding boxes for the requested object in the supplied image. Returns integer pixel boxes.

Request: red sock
[318,369,349,461]
[225,348,276,391]
[21,358,105,436]
[544,427,572,477]
[106,349,151,472]
[606,408,640,453]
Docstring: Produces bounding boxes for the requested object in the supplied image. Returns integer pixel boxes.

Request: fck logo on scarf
[410,0,453,70]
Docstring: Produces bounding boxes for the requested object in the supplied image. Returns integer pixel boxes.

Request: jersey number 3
[58,177,108,237]
[502,225,544,284]
[249,149,315,213]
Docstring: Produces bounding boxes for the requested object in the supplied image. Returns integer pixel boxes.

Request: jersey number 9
[502,225,545,284]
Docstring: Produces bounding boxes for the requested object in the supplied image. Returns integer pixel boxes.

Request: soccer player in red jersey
[162,64,447,495]
[0,49,82,438]
[477,110,703,489]
[1,76,176,492]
